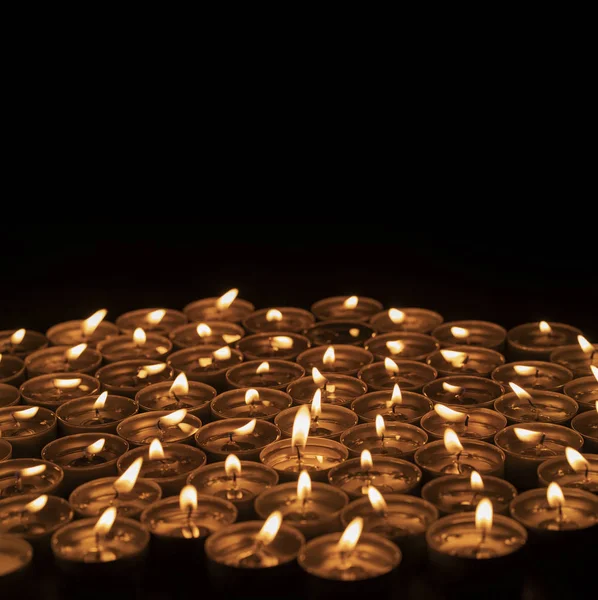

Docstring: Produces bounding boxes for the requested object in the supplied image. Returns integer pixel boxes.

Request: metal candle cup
[432,320,507,351]
[24,345,102,378]
[287,374,367,409]
[210,388,292,422]
[311,296,383,322]
[20,372,100,410]
[351,390,433,426]
[169,320,245,350]
[0,329,48,358]
[550,343,598,377]
[370,307,444,334]
[426,345,506,378]
[0,535,33,589]
[183,295,255,324]
[0,354,25,386]
[297,345,374,377]
[46,319,119,348]
[97,332,173,363]
[491,361,573,392]
[0,383,20,408]
[564,376,598,413]
[226,359,305,391]
[275,405,358,441]
[494,390,578,425]
[116,411,202,447]
[364,332,439,363]
[96,359,174,398]
[235,333,310,362]
[571,410,598,452]
[423,375,505,409]
[420,407,507,442]
[242,307,315,334]
[537,453,598,494]
[0,406,57,458]
[507,321,583,361]
[357,359,437,393]
[0,440,12,461]
[115,308,187,336]
[304,320,376,347]
[0,459,64,499]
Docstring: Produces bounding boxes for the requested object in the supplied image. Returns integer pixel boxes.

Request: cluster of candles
[0,291,597,596]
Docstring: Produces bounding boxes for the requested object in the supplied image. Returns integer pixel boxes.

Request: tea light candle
[492,361,573,392]
[287,369,367,409]
[563,366,598,413]
[255,470,349,539]
[494,384,578,425]
[136,373,216,422]
[0,406,57,458]
[420,404,507,442]
[311,295,383,322]
[550,335,598,377]
[0,329,48,359]
[537,448,598,494]
[414,429,505,480]
[351,386,433,426]
[370,307,444,335]
[46,309,119,347]
[242,307,315,334]
[117,408,201,447]
[235,333,310,362]
[187,455,279,519]
[42,433,129,494]
[0,353,25,387]
[432,321,507,352]
[0,440,12,462]
[508,320,586,362]
[195,418,281,462]
[56,392,138,436]
[0,384,20,409]
[571,406,598,453]
[421,471,517,516]
[97,329,173,363]
[423,375,506,409]
[364,332,439,363]
[327,451,422,499]
[117,439,207,497]
[96,360,174,399]
[494,423,584,490]
[20,373,100,410]
[68,458,162,519]
[0,535,32,588]
[183,289,255,323]
[23,344,102,378]
[0,459,64,498]
[340,418,428,461]
[304,320,376,348]
[210,388,292,422]
[426,346,506,378]
[115,308,187,336]
[357,358,437,393]
[226,359,305,391]
[169,321,245,350]
[296,345,374,376]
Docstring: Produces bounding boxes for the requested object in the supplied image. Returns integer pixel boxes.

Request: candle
[550,335,598,377]
[507,320,582,361]
[0,459,64,498]
[327,451,422,499]
[340,418,428,461]
[0,384,20,409]
[235,333,311,362]
[242,307,315,334]
[226,359,305,391]
[46,309,119,347]
[370,307,444,334]
[420,404,507,442]
[115,307,187,336]
[296,344,374,376]
[169,321,245,350]
[20,373,100,410]
[432,321,507,351]
[210,388,292,422]
[311,295,383,322]
[563,366,598,412]
[96,360,174,399]
[357,358,437,393]
[254,470,349,538]
[183,288,255,323]
[414,428,505,480]
[0,353,25,387]
[494,423,584,490]
[136,373,217,422]
[116,408,201,447]
[0,440,12,462]
[364,332,440,363]
[56,392,139,436]
[97,328,173,363]
[571,404,598,452]
[537,448,598,494]
[195,418,281,462]
[491,361,573,391]
[287,369,367,409]
[426,346,506,378]
[68,457,162,518]
[0,406,57,458]
[42,433,129,494]
[351,385,433,425]
[421,471,517,516]
[423,375,505,409]
[0,329,48,359]
[24,344,102,378]
[187,455,279,519]
[117,439,207,497]
[304,320,376,348]
[0,535,32,589]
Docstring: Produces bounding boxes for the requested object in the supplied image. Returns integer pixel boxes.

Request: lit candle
[236,332,310,362]
[507,320,582,361]
[311,295,383,322]
[97,327,172,363]
[169,320,245,350]
[550,335,598,377]
[571,401,598,453]
[426,346,506,378]
[210,387,293,421]
[370,307,444,334]
[183,288,255,323]
[242,307,315,334]
[304,319,376,347]
[96,360,174,398]
[364,332,440,363]
[46,309,119,347]
[24,343,103,378]
[538,447,598,494]
[432,321,507,351]
[0,460,64,498]
[297,344,374,376]
[563,365,598,413]
[423,375,505,409]
[115,307,187,336]
[0,406,57,458]
[357,357,437,393]
[20,373,100,410]
[287,368,367,409]
[226,359,305,390]
[492,361,573,392]
[0,328,48,358]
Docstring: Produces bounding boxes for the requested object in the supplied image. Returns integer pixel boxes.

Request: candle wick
[296,446,302,470]
[229,432,234,444]
[231,472,237,488]
[557,504,563,528]
[456,452,462,474]
[464,415,469,427]
[15,473,22,492]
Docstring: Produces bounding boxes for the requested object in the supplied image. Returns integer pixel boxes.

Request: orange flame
[337,517,363,554]
[196,323,212,338]
[578,335,594,356]
[245,389,260,405]
[375,414,385,438]
[86,439,106,455]
[442,382,463,394]
[475,498,493,533]
[170,372,189,396]
[113,457,143,494]
[20,465,46,477]
[94,506,117,538]
[367,486,387,513]
[386,340,405,355]
[312,367,327,387]
[146,309,166,325]
[434,404,467,423]
[216,289,238,310]
[451,326,469,340]
[297,470,312,503]
[53,378,82,390]
[179,485,198,512]
[82,310,107,337]
[271,336,294,350]
[159,409,187,429]
[509,382,533,401]
[470,471,484,490]
[225,454,242,478]
[13,407,39,420]
[514,428,545,444]
[291,406,311,450]
[388,308,406,324]
[149,438,165,460]
[444,428,463,454]
[384,357,399,375]
[360,449,373,470]
[256,362,270,374]
[343,296,358,309]
[213,346,232,361]
[323,346,335,365]
[133,328,147,347]
[66,343,87,361]
[311,389,322,418]
[539,321,552,334]
[440,350,468,368]
[256,511,282,545]
[10,329,26,345]
[266,309,283,322]
[25,495,48,514]
[547,482,565,508]
[565,447,589,474]
[232,419,257,436]
[93,391,108,411]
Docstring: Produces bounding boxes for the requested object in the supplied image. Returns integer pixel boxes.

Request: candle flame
[367,486,387,513]
[82,309,108,337]
[386,383,402,409]
[547,482,565,508]
[442,382,463,394]
[245,389,260,405]
[94,506,117,537]
[470,471,484,491]
[213,346,232,361]
[113,457,143,494]
[25,494,48,514]
[539,321,552,334]
[225,454,242,478]
[440,350,468,368]
[349,328,360,338]
[388,308,406,324]
[216,288,238,310]
[343,296,358,309]
[475,498,493,533]
[386,340,405,355]
[434,404,467,423]
[577,335,594,356]
[198,357,213,367]
[256,361,270,374]
[565,447,589,474]
[149,438,165,460]
[337,517,363,554]
[196,323,212,338]
[291,406,311,450]
[53,378,82,390]
[451,327,470,340]
[179,484,198,512]
[513,427,545,444]
[312,367,327,387]
[138,363,167,378]
[146,309,166,325]
[66,343,87,361]
[375,414,386,438]
[93,391,108,411]
[133,328,147,347]
[86,438,105,455]
[233,419,257,436]
[170,372,189,396]
[444,428,464,454]
[222,334,241,344]
[360,449,373,470]
[159,409,187,429]
[311,389,322,418]
[592,365,598,383]
[271,336,294,350]
[0,353,2,363]
[13,407,39,420]
[323,346,335,365]
[384,357,399,375]
[297,470,312,503]
[10,329,26,345]
[256,510,283,545]
[266,309,283,322]
[513,365,536,376]
[21,465,46,477]
[509,382,533,401]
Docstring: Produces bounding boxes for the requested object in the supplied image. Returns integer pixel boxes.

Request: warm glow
[323,346,335,365]
[25,495,48,514]
[475,498,493,533]
[297,470,312,503]
[225,454,242,478]
[547,482,565,508]
[222,334,241,344]
[434,404,467,423]
[86,438,106,455]
[266,309,283,322]
[256,511,282,546]
[539,321,552,334]
[509,382,533,401]
[311,389,322,418]
[53,378,82,390]
[565,447,589,474]
[514,427,545,444]
[216,288,238,310]
[256,361,270,374]
[337,517,363,554]
[513,365,536,376]
[13,407,39,420]
[245,389,260,405]
[386,340,405,355]
[149,438,165,460]
[82,309,107,336]
[10,329,26,345]
[591,365,598,383]
[113,457,143,494]
[133,328,147,347]
[146,309,166,325]
[179,485,198,512]
[388,308,406,324]
[312,367,327,387]
[94,507,117,538]
[440,350,468,368]
[578,335,594,356]
[343,296,358,309]
[367,486,387,513]
[159,409,187,429]
[196,323,212,338]
[170,372,189,396]
[470,471,484,491]
[232,419,257,436]
[384,357,399,375]
[271,336,294,350]
[442,382,463,394]
[213,346,232,361]
[66,343,87,361]
[444,428,464,454]
[451,326,470,339]
[21,465,46,478]
[93,391,108,411]
[361,449,373,470]
[386,383,402,409]
[291,406,311,450]
[375,414,386,438]
[349,328,360,338]
[138,363,166,378]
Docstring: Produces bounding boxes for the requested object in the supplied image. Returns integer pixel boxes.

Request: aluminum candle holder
[97,332,173,363]
[351,390,433,426]
[537,453,598,494]
[46,316,119,348]
[571,410,598,452]
[550,343,598,377]
[24,345,102,378]
[287,373,367,409]
[494,390,578,425]
[210,388,292,422]
[183,293,255,323]
[0,535,33,591]
[0,329,48,358]
[304,320,376,347]
[432,320,507,352]
[420,407,507,442]
[422,375,505,409]
[116,411,202,447]
[20,373,100,410]
[564,375,598,413]
[0,354,25,386]
[491,361,573,392]
[226,359,305,390]
[311,296,383,322]
[0,406,57,458]
[275,405,358,441]
[96,360,174,399]
[426,346,506,378]
[115,308,187,336]
[0,383,20,408]
[296,345,374,376]
[242,307,315,334]
[369,307,444,334]
[169,321,245,350]
[0,440,12,462]
[0,459,64,498]
[507,321,582,361]
[357,359,437,393]
[235,333,310,362]
[364,332,439,363]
